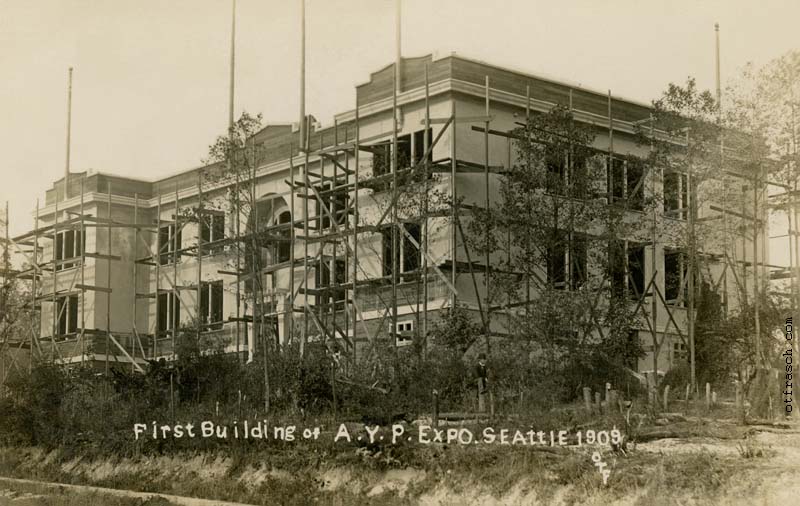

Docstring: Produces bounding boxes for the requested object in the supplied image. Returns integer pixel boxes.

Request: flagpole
[300,0,306,148]
[395,0,401,94]
[65,67,73,198]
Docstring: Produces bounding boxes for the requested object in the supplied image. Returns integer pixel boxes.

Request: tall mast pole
[715,22,730,315]
[395,0,402,94]
[65,67,73,199]
[714,23,721,108]
[300,0,309,355]
[229,0,236,129]
[229,0,241,360]
[300,0,306,147]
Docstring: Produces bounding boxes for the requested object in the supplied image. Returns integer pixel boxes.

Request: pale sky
[1,0,798,238]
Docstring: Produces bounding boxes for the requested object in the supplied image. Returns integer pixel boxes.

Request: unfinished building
[2,54,769,380]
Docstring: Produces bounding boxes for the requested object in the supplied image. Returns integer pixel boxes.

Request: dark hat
[477,353,487,360]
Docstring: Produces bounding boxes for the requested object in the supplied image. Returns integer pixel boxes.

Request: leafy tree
[468,105,647,402]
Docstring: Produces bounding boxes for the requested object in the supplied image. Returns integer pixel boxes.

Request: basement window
[158,224,182,265]
[200,280,224,331]
[55,229,84,271]
[395,320,414,347]
[56,294,79,338]
[157,292,181,337]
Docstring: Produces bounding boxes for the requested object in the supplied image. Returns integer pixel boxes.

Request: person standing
[475,353,489,413]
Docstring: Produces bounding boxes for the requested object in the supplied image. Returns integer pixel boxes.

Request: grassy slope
[0,405,794,505]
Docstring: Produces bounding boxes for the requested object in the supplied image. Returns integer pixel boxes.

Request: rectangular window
[200,281,224,330]
[547,241,567,289]
[397,133,412,170]
[626,160,645,211]
[276,211,292,263]
[56,294,79,337]
[609,240,626,298]
[54,230,83,271]
[607,156,646,210]
[412,128,433,165]
[157,292,181,337]
[627,243,646,297]
[569,152,589,199]
[664,172,688,219]
[608,157,625,204]
[315,258,346,308]
[402,223,421,274]
[546,152,566,195]
[664,249,685,304]
[570,235,588,290]
[371,143,391,176]
[158,224,182,265]
[200,213,225,255]
[382,223,421,278]
[315,183,347,231]
[381,226,395,278]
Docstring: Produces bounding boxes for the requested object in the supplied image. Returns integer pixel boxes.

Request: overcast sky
[1,0,798,238]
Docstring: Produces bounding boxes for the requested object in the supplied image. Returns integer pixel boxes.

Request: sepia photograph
[0,1,799,504]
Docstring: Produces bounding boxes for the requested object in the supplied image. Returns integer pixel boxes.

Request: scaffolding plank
[75,284,112,293]
[84,252,122,261]
[426,115,493,124]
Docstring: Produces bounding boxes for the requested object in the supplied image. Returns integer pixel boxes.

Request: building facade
[14,54,765,375]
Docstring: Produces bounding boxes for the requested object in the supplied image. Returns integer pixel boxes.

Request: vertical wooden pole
[79,179,86,364]
[132,192,137,372]
[65,67,73,199]
[197,172,203,346]
[31,200,39,371]
[450,99,457,308]
[483,76,491,354]
[155,194,161,359]
[52,196,58,361]
[173,183,180,358]
[422,65,430,347]
[391,68,399,346]
[353,109,360,364]
[289,145,296,345]
[687,129,697,394]
[106,182,112,376]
